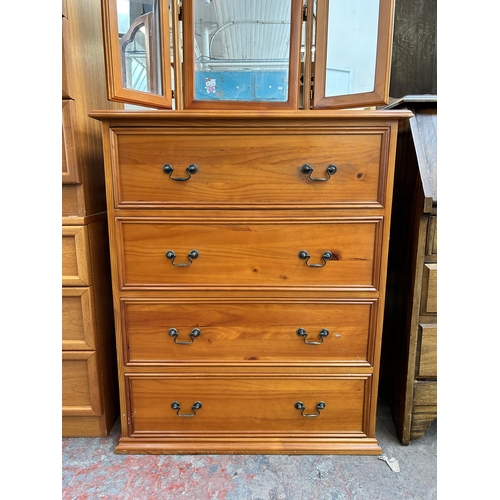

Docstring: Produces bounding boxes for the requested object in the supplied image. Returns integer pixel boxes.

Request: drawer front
[62,287,97,350]
[111,129,388,208]
[62,351,102,416]
[62,226,91,286]
[426,215,437,257]
[417,324,437,378]
[128,374,369,434]
[117,218,382,290]
[421,263,437,314]
[122,299,377,365]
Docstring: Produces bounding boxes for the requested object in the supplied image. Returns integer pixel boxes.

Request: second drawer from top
[115,217,383,291]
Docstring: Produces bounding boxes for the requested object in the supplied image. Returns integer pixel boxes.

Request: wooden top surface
[89,109,414,124]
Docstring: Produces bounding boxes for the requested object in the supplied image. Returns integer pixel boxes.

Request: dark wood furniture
[389,0,437,97]
[379,95,437,444]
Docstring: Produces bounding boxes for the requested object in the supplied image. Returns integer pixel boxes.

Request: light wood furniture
[379,96,437,444]
[100,0,395,111]
[62,0,121,437]
[91,109,411,454]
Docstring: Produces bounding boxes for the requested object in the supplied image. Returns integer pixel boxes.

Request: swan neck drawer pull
[162,163,198,181]
[298,250,333,267]
[301,164,337,181]
[294,401,326,418]
[168,327,201,344]
[165,250,199,266]
[171,401,202,417]
[296,328,329,345]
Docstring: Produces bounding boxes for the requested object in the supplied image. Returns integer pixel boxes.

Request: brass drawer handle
[294,401,326,418]
[171,401,202,417]
[162,163,198,181]
[168,327,201,344]
[296,328,329,345]
[301,164,337,181]
[165,250,199,267]
[298,250,334,267]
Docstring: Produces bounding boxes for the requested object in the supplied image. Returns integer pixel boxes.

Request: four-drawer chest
[91,109,412,454]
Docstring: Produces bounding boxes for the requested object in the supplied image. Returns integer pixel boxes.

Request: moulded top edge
[88,109,414,122]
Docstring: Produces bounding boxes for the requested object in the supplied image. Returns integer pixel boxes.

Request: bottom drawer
[128,374,370,435]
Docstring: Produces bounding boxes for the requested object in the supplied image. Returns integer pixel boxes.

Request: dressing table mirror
[100,0,394,109]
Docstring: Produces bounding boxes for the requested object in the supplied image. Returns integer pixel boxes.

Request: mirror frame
[182,0,303,110]
[101,0,172,109]
[312,0,395,109]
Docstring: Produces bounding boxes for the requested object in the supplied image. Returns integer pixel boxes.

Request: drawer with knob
[126,373,371,435]
[116,217,383,291]
[109,128,390,209]
[120,298,378,366]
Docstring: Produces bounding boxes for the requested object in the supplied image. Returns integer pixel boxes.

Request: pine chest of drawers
[92,110,411,454]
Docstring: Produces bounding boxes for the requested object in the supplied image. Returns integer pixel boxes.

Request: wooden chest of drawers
[92,110,410,454]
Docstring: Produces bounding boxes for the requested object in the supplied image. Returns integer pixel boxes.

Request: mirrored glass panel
[313,0,393,109]
[117,0,162,94]
[324,0,379,97]
[185,0,301,107]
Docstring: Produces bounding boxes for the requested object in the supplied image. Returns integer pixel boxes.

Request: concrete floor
[62,398,437,499]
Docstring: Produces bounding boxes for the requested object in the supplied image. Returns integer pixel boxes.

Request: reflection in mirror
[117,0,162,95]
[324,0,380,97]
[192,0,292,103]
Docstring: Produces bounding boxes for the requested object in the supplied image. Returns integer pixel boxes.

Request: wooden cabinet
[379,96,437,444]
[91,109,410,454]
[61,0,121,437]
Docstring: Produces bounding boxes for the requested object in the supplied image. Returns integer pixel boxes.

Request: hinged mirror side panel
[182,0,303,110]
[101,0,173,109]
[312,0,394,109]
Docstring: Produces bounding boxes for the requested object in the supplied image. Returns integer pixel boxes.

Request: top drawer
[109,127,390,209]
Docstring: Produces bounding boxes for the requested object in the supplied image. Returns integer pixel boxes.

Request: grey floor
[62,398,437,499]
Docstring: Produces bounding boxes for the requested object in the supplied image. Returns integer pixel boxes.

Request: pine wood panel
[62,287,97,350]
[62,100,79,183]
[62,185,80,216]
[128,374,369,434]
[121,299,377,366]
[62,225,91,286]
[116,218,381,290]
[62,0,122,217]
[62,351,102,414]
[92,109,407,453]
[62,15,73,99]
[62,416,103,437]
[111,128,388,208]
